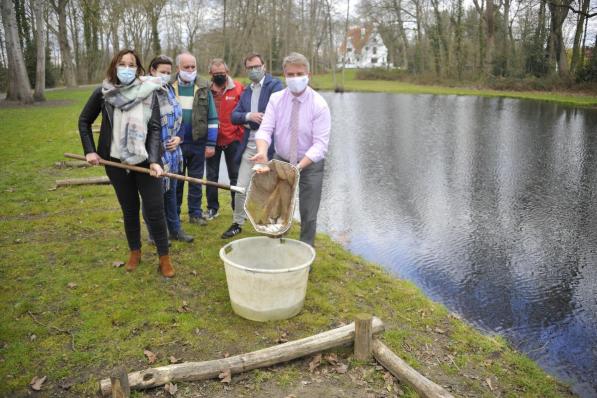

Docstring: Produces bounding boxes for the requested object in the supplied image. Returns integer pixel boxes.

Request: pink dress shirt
[255,86,330,163]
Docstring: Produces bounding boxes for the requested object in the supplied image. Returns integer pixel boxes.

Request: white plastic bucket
[219,237,315,322]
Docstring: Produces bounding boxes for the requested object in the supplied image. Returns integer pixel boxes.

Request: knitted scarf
[102,79,161,164]
[156,83,183,191]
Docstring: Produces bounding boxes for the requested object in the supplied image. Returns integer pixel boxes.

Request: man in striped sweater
[172,52,219,226]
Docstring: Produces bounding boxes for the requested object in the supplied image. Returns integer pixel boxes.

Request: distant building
[338,25,393,69]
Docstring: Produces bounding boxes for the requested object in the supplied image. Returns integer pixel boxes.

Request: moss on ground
[0,87,575,397]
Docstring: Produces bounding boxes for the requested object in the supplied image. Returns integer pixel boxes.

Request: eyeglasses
[246,65,263,71]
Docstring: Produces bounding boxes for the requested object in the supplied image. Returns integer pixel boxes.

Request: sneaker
[189,216,207,226]
[170,229,194,243]
[205,208,220,220]
[221,223,242,239]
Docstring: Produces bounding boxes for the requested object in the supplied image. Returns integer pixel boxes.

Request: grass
[0,87,575,397]
[310,69,597,107]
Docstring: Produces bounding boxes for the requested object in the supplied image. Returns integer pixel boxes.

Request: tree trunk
[547,0,571,77]
[32,0,46,101]
[570,0,589,74]
[0,0,34,103]
[51,0,77,87]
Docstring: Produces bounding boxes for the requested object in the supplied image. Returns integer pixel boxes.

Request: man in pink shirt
[251,52,331,247]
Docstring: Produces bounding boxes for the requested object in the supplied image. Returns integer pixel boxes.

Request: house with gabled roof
[338,25,393,69]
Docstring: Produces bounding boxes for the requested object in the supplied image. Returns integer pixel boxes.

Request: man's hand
[205,146,215,158]
[165,136,181,151]
[248,112,264,124]
[249,151,268,172]
[149,163,164,178]
[85,152,101,165]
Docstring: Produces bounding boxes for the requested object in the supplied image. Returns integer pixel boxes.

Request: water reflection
[318,92,597,397]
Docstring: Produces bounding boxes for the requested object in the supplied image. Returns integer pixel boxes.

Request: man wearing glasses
[221,53,283,239]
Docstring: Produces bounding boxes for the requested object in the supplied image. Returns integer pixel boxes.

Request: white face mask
[158,73,171,86]
[286,75,309,94]
[179,70,197,82]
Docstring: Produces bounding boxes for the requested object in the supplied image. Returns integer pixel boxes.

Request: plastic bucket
[219,237,315,322]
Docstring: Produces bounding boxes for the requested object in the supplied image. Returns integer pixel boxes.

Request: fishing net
[244,160,300,236]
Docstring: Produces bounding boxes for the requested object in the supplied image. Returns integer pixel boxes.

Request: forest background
[1,0,596,104]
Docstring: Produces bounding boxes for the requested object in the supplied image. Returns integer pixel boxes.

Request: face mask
[248,67,265,83]
[158,73,171,86]
[117,66,136,85]
[212,74,227,86]
[179,70,197,82]
[286,75,309,94]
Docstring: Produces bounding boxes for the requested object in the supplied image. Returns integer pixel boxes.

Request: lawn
[0,86,575,397]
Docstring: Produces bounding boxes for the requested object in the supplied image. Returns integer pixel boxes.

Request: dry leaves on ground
[308,353,322,372]
[169,355,181,364]
[67,282,77,289]
[165,382,178,396]
[144,349,157,364]
[177,301,190,313]
[112,261,124,268]
[30,375,47,391]
[219,368,232,383]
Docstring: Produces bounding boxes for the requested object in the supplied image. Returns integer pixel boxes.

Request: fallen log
[99,317,385,396]
[56,176,110,187]
[54,160,91,168]
[372,339,454,398]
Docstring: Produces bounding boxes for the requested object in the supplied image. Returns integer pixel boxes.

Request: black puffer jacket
[78,86,162,164]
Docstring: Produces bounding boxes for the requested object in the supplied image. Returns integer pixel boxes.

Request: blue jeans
[206,141,240,212]
[177,141,206,219]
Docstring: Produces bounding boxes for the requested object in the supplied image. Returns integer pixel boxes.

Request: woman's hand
[205,146,215,159]
[86,152,101,165]
[165,136,181,151]
[149,163,164,178]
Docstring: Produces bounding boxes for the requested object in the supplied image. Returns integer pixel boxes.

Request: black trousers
[206,141,240,211]
[106,162,169,256]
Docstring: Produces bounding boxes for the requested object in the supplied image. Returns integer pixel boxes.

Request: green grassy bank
[0,87,575,397]
[310,70,597,107]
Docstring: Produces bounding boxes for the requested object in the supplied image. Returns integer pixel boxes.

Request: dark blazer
[231,73,283,164]
[78,86,162,164]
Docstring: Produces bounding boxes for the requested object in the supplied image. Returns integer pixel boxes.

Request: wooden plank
[372,339,454,398]
[110,367,130,398]
[354,313,373,361]
[54,160,91,168]
[56,176,110,187]
[99,317,385,396]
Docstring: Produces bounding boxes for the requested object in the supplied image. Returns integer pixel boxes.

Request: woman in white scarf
[78,49,176,278]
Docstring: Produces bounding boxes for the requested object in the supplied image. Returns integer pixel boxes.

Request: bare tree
[1,0,34,103]
[49,0,77,87]
[32,0,46,100]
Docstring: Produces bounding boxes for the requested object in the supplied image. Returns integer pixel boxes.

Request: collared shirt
[255,86,330,163]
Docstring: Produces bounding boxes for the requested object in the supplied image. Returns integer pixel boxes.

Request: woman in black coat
[78,48,175,277]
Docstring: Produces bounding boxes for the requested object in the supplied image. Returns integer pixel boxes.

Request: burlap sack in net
[244,159,300,236]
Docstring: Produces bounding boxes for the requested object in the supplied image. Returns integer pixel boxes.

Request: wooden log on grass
[372,339,454,398]
[56,176,110,187]
[54,160,91,168]
[99,317,385,396]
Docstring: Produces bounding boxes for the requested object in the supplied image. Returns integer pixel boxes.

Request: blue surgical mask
[158,73,171,86]
[117,66,136,85]
[286,76,309,94]
[179,70,197,83]
[248,67,265,83]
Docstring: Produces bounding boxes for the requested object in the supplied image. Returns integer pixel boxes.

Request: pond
[317,92,597,397]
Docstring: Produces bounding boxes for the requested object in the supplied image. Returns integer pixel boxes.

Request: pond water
[317,92,597,397]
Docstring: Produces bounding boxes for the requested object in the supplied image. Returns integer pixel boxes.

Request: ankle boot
[125,250,141,272]
[158,255,175,278]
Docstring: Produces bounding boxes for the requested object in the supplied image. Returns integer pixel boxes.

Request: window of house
[365,46,369,51]
[371,58,378,64]
[347,48,352,52]
[373,47,377,54]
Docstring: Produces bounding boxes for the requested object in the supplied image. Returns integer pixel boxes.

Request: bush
[355,68,407,81]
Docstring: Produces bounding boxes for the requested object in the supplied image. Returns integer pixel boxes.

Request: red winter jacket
[211,78,244,146]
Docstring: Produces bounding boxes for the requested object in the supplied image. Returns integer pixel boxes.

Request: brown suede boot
[125,249,141,272]
[158,255,175,278]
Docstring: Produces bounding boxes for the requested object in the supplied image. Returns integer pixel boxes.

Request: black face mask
[212,74,227,86]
